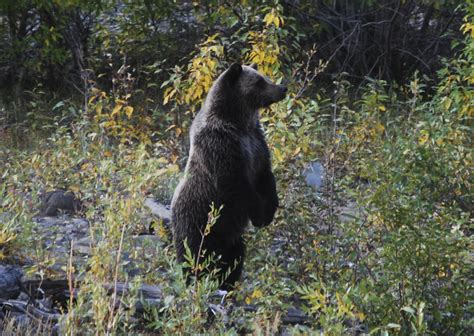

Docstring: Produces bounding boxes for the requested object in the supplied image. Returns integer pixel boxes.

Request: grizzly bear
[171,63,286,289]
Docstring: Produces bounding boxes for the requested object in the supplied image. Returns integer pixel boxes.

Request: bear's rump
[172,174,247,237]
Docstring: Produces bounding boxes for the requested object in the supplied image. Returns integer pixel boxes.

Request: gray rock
[34,216,63,226]
[304,161,325,190]
[73,234,162,257]
[338,201,362,223]
[144,198,171,224]
[0,265,23,299]
[39,190,82,216]
[282,307,310,325]
[73,237,93,255]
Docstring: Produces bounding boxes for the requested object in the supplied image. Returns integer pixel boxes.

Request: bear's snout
[261,84,287,107]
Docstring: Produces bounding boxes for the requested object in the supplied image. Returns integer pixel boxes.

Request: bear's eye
[256,78,265,86]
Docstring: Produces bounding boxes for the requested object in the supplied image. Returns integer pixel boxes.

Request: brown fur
[171,64,286,289]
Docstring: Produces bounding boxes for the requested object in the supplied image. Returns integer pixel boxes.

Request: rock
[282,307,310,325]
[144,198,171,225]
[0,265,23,299]
[39,189,83,217]
[338,201,362,223]
[32,216,90,262]
[304,161,325,191]
[74,234,163,256]
[34,216,64,227]
[143,198,173,235]
[73,237,93,255]
[208,303,229,325]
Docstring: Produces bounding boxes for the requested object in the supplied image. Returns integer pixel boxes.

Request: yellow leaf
[208,59,216,70]
[156,221,168,240]
[418,130,429,145]
[375,123,385,134]
[95,104,102,115]
[461,22,474,38]
[378,105,386,112]
[273,147,284,162]
[251,289,263,299]
[168,164,179,172]
[357,312,366,321]
[163,88,176,105]
[124,106,134,119]
[293,147,301,156]
[443,97,452,110]
[111,104,122,117]
[103,120,116,128]
[263,12,274,27]
[69,185,80,193]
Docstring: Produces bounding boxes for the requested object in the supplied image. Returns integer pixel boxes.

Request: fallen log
[103,282,162,299]
[2,276,311,328]
[0,299,62,322]
[23,279,162,298]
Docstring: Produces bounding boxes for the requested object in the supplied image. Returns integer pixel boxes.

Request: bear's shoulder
[193,124,240,150]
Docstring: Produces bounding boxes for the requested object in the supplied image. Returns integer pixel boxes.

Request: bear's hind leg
[218,238,245,290]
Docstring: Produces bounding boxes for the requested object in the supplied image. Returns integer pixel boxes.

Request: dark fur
[171,64,286,289]
[40,190,82,216]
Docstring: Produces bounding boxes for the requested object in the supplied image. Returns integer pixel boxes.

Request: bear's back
[172,127,250,244]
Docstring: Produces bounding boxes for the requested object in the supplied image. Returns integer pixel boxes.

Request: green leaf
[401,306,416,315]
[386,323,401,329]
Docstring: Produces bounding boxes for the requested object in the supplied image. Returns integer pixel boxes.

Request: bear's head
[216,63,287,109]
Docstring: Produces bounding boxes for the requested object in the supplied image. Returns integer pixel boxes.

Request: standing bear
[171,63,287,289]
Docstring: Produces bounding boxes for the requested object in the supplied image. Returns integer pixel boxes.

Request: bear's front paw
[252,211,276,227]
[259,211,275,227]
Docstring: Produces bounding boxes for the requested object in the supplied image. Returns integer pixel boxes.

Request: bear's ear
[250,63,258,70]
[225,63,242,82]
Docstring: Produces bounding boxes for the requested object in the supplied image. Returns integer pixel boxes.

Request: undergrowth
[0,3,472,336]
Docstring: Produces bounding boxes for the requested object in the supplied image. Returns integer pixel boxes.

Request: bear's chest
[241,134,264,181]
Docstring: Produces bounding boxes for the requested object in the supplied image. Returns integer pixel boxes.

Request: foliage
[297,281,366,334]
[313,11,472,332]
[0,0,472,335]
